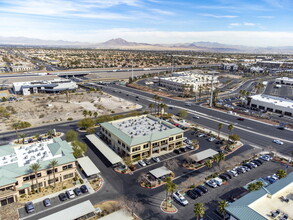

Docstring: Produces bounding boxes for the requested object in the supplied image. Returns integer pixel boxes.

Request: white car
[193,115,200,119]
[173,191,188,206]
[259,155,272,161]
[227,169,238,177]
[208,137,215,142]
[272,139,283,145]
[66,189,75,199]
[186,145,194,150]
[198,133,205,138]
[138,160,146,167]
[152,157,160,163]
[205,179,218,188]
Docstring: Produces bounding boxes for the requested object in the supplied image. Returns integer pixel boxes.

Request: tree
[123,156,133,168]
[82,110,88,118]
[204,159,213,169]
[88,111,92,117]
[72,140,87,158]
[93,112,98,118]
[12,121,21,143]
[276,169,287,179]
[194,203,205,220]
[218,200,228,219]
[49,160,58,188]
[213,154,221,166]
[148,103,154,114]
[164,159,179,171]
[229,134,240,142]
[65,130,78,142]
[178,109,188,118]
[227,124,234,141]
[192,139,199,148]
[165,177,177,208]
[29,163,41,193]
[212,89,219,106]
[218,123,223,139]
[47,129,54,138]
[78,118,95,130]
[19,133,27,144]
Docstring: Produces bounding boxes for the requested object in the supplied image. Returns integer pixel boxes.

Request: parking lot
[264,82,293,99]
[18,190,89,219]
[170,159,293,220]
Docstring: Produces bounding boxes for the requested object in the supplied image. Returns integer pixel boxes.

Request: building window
[175,141,182,146]
[37,173,42,178]
[19,189,26,195]
[63,173,74,180]
[23,176,29,182]
[132,146,141,152]
[48,178,59,184]
[169,137,174,141]
[31,182,43,189]
[176,135,183,139]
[152,142,159,147]
[63,164,73,170]
[161,140,167,145]
[46,168,57,175]
[118,140,121,145]
[143,144,148,149]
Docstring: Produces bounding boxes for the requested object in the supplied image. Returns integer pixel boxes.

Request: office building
[100,115,184,161]
[275,77,293,86]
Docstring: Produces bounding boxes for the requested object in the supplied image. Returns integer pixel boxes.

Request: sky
[0,0,293,46]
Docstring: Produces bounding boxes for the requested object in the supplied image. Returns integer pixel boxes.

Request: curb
[160,199,178,214]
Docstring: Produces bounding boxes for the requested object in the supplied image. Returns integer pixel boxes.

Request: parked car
[197,185,208,193]
[243,163,253,170]
[214,177,223,186]
[187,190,199,200]
[235,166,246,174]
[206,179,218,188]
[219,174,230,181]
[193,187,204,196]
[266,176,277,184]
[173,191,188,206]
[198,133,205,138]
[25,202,35,213]
[138,160,147,167]
[66,189,75,199]
[74,187,82,196]
[173,149,181,154]
[179,147,187,153]
[43,198,51,207]
[208,137,215,142]
[143,159,151,165]
[152,157,160,163]
[59,193,68,201]
[252,159,263,166]
[186,145,194,150]
[80,185,88,193]
[259,155,272,161]
[227,169,238,177]
[272,139,284,145]
[248,162,258,168]
[216,140,223,145]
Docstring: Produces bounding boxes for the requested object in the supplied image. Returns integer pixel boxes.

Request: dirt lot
[0,89,140,132]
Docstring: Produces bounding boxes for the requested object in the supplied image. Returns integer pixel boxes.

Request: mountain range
[1,36,293,53]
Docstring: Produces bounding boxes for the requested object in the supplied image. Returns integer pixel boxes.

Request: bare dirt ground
[0,89,140,132]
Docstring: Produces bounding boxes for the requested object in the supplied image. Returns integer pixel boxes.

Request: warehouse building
[100,115,184,161]
[0,138,76,207]
[247,94,293,116]
[13,78,78,95]
[226,172,293,220]
[275,77,293,86]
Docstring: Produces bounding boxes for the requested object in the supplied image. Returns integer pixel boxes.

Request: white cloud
[229,22,258,27]
[200,13,238,18]
[229,23,241,26]
[243,22,257,26]
[257,16,274,19]
[149,8,175,15]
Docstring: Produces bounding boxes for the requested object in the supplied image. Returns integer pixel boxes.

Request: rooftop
[0,138,75,187]
[250,94,293,109]
[226,172,293,220]
[101,115,183,146]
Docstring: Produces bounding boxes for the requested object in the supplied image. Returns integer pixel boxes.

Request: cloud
[229,22,258,27]
[229,23,241,26]
[243,22,257,26]
[257,16,274,18]
[149,8,175,15]
[200,13,238,18]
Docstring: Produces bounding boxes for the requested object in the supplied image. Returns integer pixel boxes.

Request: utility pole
[171,56,174,74]
[209,73,214,107]
[131,59,134,80]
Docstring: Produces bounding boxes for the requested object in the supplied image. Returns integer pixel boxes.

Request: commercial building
[275,77,293,85]
[247,94,293,116]
[159,71,218,93]
[226,172,293,220]
[0,138,76,207]
[10,62,35,72]
[100,115,184,161]
[222,63,238,71]
[13,78,78,95]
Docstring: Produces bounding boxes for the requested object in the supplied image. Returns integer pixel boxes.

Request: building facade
[247,94,293,116]
[13,78,78,95]
[100,115,184,161]
[0,138,76,207]
[275,77,293,85]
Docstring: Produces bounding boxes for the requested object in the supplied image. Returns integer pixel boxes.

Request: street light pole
[131,60,134,80]
[209,73,214,107]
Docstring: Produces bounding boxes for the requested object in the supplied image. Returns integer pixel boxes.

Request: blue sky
[0,0,293,46]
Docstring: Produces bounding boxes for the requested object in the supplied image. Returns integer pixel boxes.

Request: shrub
[79,179,84,184]
[67,117,73,121]
[63,186,67,189]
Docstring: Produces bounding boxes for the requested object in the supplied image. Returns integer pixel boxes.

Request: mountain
[1,36,293,53]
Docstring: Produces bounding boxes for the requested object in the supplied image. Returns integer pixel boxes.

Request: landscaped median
[89,176,104,192]
[160,199,178,214]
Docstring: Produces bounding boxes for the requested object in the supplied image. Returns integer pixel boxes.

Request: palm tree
[12,121,20,143]
[213,154,221,166]
[159,103,167,115]
[30,163,41,193]
[218,200,228,219]
[47,129,54,138]
[198,85,203,99]
[88,111,92,117]
[164,177,172,209]
[148,103,154,114]
[93,112,98,118]
[82,110,88,118]
[204,159,213,169]
[19,133,27,144]
[168,180,177,207]
[218,123,223,139]
[227,124,234,140]
[276,169,287,179]
[194,203,205,220]
[49,159,58,188]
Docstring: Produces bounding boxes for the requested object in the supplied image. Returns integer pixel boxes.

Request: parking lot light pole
[209,73,214,107]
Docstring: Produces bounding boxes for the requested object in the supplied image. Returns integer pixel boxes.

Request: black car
[59,193,68,201]
[216,140,223,145]
[173,149,181,154]
[192,188,203,196]
[179,147,187,153]
[223,172,232,179]
[74,187,82,196]
[252,159,262,166]
[43,198,51,207]
[143,159,151,165]
[80,185,88,193]
[197,185,208,193]
[187,190,199,200]
[25,202,35,213]
[219,174,230,181]
[243,163,253,169]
